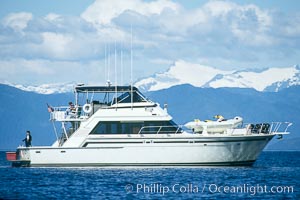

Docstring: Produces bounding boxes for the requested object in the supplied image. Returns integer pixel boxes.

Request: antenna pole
[108,45,110,84]
[107,44,111,103]
[104,44,106,81]
[121,46,123,85]
[130,25,133,109]
[115,41,117,109]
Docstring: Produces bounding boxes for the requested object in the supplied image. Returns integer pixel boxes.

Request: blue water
[0,151,299,199]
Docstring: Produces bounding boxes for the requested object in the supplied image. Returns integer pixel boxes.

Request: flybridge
[73,84,150,105]
[49,84,154,124]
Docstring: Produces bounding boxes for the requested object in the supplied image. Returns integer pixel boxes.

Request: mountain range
[0,81,75,95]
[135,60,300,92]
[1,61,300,95]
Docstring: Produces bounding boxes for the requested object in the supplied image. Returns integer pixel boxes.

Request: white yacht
[6,85,292,167]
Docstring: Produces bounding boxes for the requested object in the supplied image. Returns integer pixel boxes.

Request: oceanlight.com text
[124,183,294,196]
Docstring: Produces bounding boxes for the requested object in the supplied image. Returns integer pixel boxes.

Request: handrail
[284,122,293,132]
[138,125,183,134]
[138,122,290,135]
[243,122,292,134]
[50,106,85,121]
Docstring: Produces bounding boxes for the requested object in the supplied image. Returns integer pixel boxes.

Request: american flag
[47,103,54,112]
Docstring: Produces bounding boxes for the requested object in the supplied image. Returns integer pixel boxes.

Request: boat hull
[11,134,274,167]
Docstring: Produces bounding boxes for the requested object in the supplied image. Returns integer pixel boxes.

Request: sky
[0,0,300,85]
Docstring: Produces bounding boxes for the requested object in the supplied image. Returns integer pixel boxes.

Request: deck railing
[138,125,183,134]
[137,122,292,135]
[49,106,84,121]
[243,122,292,134]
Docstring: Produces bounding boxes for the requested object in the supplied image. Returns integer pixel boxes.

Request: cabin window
[90,120,180,134]
[90,121,143,134]
[92,122,121,134]
[141,121,179,134]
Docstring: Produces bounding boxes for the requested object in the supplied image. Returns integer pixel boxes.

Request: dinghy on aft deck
[185,116,243,133]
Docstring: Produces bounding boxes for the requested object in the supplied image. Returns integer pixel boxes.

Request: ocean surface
[0,151,299,200]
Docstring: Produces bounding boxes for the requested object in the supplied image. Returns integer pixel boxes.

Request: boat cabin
[49,85,181,146]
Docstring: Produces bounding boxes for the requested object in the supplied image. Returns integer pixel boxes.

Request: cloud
[81,0,180,25]
[44,13,61,22]
[40,32,73,59]
[174,1,274,46]
[1,12,33,31]
[0,58,109,85]
[0,59,54,84]
[0,0,300,85]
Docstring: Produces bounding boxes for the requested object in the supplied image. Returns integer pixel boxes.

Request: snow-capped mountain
[135,60,300,92]
[2,82,75,94]
[2,60,299,94]
[208,66,300,92]
[135,60,233,91]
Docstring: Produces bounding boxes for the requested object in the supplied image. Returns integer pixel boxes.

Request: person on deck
[68,102,76,114]
[68,102,75,112]
[22,131,32,147]
[215,115,225,122]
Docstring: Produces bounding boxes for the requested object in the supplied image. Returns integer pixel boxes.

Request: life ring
[83,104,92,114]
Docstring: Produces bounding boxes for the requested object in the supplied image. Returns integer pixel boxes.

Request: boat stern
[6,149,31,167]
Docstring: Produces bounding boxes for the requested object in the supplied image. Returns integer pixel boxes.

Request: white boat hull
[15,134,274,167]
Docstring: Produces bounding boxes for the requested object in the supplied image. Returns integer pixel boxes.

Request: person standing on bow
[22,130,32,147]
